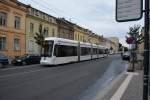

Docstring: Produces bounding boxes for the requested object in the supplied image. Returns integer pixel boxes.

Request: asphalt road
[0,54,126,100]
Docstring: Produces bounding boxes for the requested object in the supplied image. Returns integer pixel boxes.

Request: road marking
[0,64,40,71]
[92,71,126,100]
[110,72,139,100]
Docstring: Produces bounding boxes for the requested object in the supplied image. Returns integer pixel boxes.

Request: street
[0,54,127,100]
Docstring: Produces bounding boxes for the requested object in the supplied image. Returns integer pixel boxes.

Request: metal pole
[143,0,149,99]
[132,50,135,71]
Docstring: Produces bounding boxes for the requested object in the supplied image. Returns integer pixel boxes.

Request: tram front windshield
[43,41,54,57]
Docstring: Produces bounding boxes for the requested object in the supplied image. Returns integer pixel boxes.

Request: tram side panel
[54,44,78,64]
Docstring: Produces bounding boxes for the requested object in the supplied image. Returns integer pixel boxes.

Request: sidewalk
[115,70,150,100]
[93,62,150,100]
[120,71,143,100]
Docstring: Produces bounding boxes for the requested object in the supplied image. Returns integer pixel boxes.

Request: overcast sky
[19,0,143,46]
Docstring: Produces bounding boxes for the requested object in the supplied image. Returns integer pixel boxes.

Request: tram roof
[45,37,107,48]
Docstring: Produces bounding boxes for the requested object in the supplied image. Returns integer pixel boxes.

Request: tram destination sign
[116,0,143,22]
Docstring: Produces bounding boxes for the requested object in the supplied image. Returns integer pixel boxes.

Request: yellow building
[74,25,89,42]
[74,25,103,45]
[89,33,101,44]
[0,0,26,58]
[26,6,57,54]
[56,18,74,40]
[109,37,119,53]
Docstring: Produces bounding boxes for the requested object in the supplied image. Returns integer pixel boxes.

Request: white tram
[40,37,109,65]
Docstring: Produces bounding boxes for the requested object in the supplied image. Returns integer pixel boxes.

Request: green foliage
[124,47,128,51]
[34,24,45,54]
[137,33,144,44]
[118,43,123,51]
[126,24,144,48]
[119,43,122,48]
[127,25,141,36]
[110,47,113,50]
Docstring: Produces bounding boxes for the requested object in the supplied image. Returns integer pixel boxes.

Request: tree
[127,25,141,36]
[34,24,45,55]
[110,47,113,50]
[118,43,123,51]
[126,24,143,49]
[124,47,128,52]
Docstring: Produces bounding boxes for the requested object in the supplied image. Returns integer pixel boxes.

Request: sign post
[143,0,149,100]
[116,0,149,100]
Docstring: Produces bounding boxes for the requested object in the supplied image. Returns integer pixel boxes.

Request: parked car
[0,53,9,66]
[122,52,131,61]
[11,54,41,65]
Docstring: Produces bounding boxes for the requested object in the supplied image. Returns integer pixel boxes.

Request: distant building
[26,6,57,54]
[0,0,27,57]
[108,37,119,53]
[102,38,117,54]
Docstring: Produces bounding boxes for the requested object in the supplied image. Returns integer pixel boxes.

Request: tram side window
[54,45,77,57]
[105,49,108,54]
[99,49,103,54]
[93,48,97,55]
[81,47,91,55]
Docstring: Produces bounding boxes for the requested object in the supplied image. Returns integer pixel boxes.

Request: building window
[43,14,45,20]
[44,27,49,37]
[0,12,7,27]
[14,16,21,29]
[14,38,20,50]
[29,23,34,33]
[28,40,34,52]
[83,36,85,42]
[31,9,34,15]
[49,17,52,22]
[52,28,55,37]
[35,10,39,16]
[75,34,77,40]
[0,36,6,50]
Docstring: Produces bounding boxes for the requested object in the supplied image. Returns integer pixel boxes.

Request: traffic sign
[126,37,136,44]
[116,0,143,22]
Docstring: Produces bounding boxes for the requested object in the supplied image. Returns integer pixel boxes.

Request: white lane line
[110,72,139,100]
[0,64,40,71]
[0,68,50,78]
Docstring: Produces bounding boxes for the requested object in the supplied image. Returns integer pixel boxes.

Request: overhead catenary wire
[29,0,89,29]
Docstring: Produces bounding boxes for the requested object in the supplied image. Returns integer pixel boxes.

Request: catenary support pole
[143,0,149,100]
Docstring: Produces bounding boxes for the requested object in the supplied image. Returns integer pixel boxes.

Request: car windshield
[43,41,54,57]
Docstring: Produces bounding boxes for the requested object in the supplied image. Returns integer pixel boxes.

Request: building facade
[138,27,150,55]
[89,33,101,44]
[0,0,26,58]
[109,37,119,53]
[26,6,57,54]
[56,18,74,40]
[74,25,89,42]
[74,25,102,44]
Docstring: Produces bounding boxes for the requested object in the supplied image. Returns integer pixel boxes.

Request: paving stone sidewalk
[121,71,143,100]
